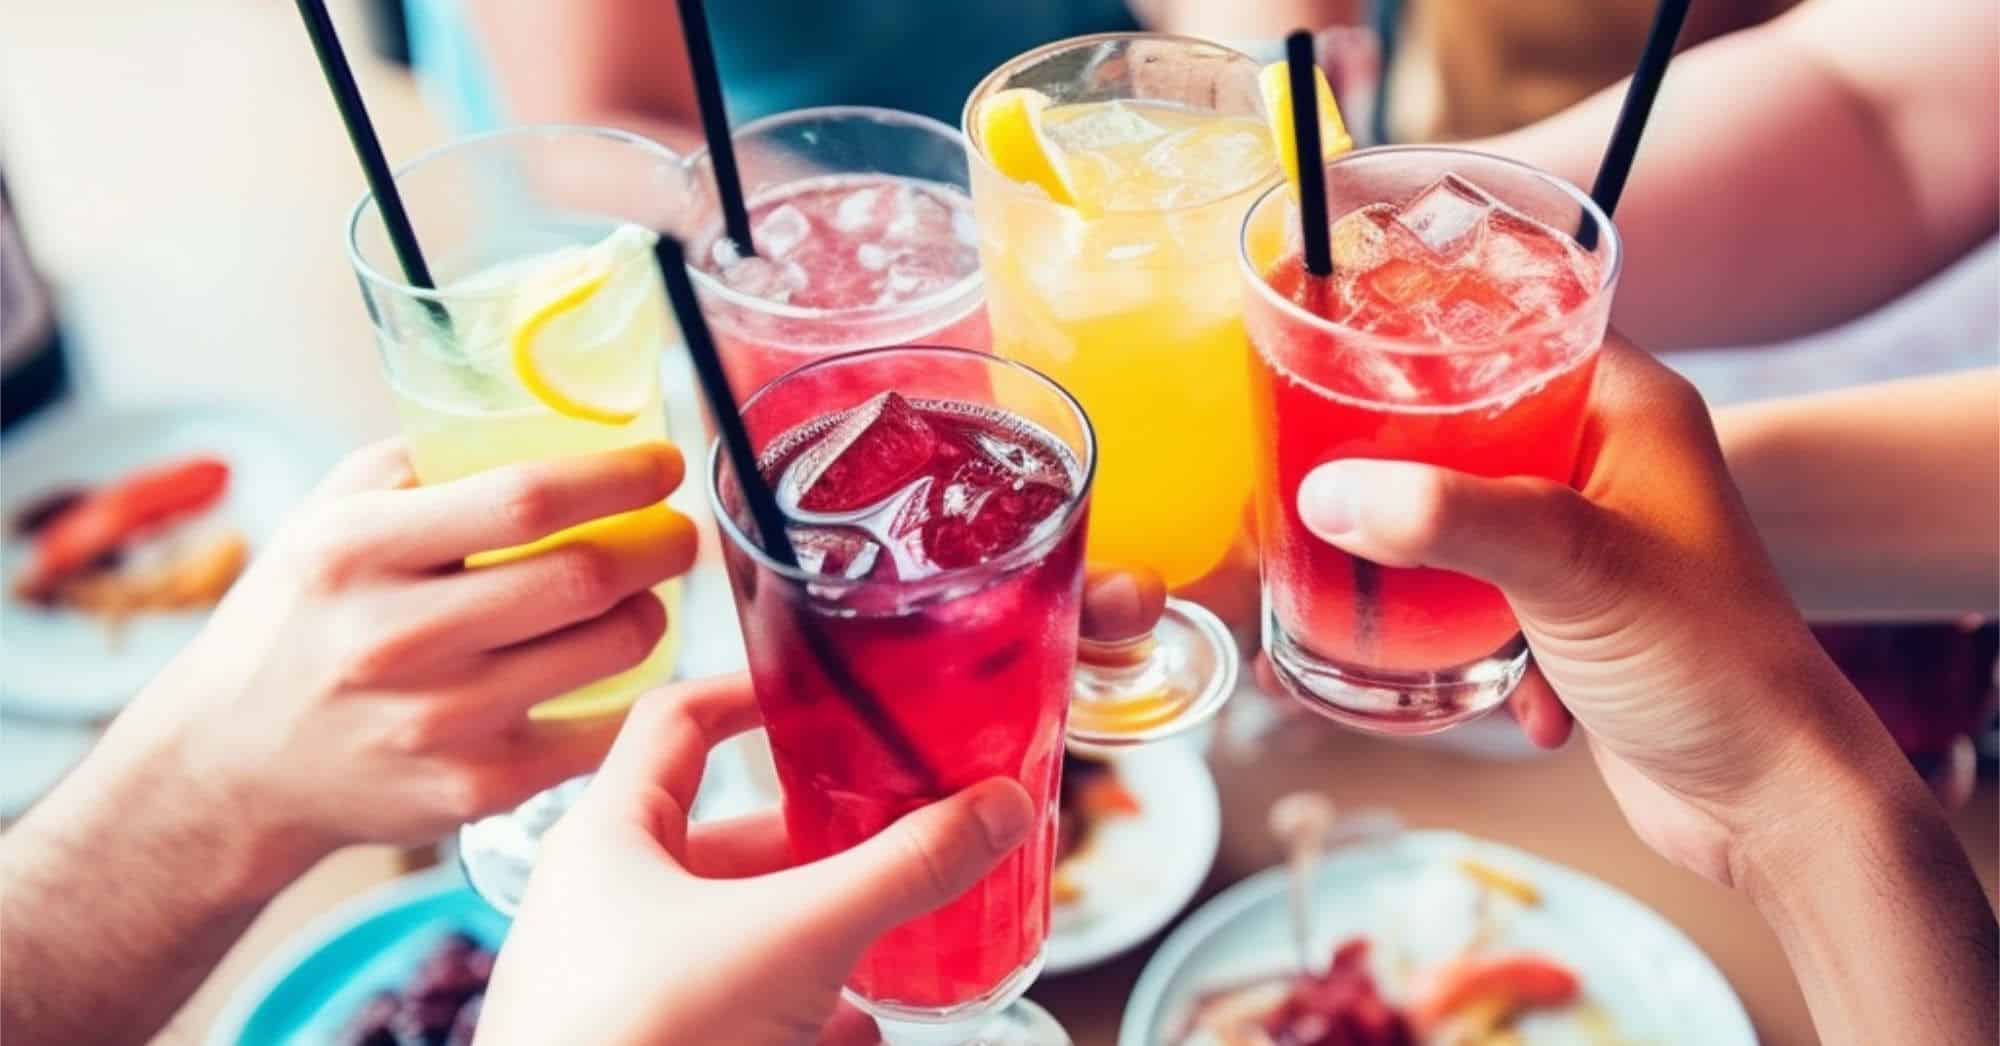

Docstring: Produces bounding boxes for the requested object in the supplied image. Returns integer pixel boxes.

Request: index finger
[591,673,764,846]
[354,443,684,570]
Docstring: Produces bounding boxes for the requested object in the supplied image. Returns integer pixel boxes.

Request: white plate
[0,403,336,720]
[1045,739,1220,975]
[1122,830,1756,1046]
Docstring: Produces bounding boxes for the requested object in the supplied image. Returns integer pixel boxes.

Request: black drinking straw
[653,235,935,786]
[1578,0,1693,248]
[675,0,756,256]
[294,0,445,326]
[1286,31,1335,278]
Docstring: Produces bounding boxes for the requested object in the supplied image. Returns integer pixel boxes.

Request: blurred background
[2,2,1993,1044]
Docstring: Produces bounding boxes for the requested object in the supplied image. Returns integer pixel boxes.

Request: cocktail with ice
[709,346,1092,1028]
[689,107,988,401]
[966,34,1273,744]
[1242,147,1619,733]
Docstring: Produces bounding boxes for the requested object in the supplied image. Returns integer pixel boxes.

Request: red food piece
[1408,952,1581,1032]
[1262,939,1417,1046]
[792,392,938,512]
[16,456,230,600]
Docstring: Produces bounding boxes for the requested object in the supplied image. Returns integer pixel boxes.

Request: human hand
[1292,337,1926,887]
[477,674,1034,1046]
[107,438,697,883]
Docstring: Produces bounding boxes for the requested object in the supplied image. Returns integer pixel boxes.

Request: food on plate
[1175,857,1605,1045]
[338,931,494,1046]
[10,454,242,626]
[1053,749,1142,905]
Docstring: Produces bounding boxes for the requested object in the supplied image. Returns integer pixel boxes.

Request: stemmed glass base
[456,776,591,915]
[1066,597,1239,748]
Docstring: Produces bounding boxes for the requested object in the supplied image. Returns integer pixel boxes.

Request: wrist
[1725,694,1937,912]
[89,690,333,905]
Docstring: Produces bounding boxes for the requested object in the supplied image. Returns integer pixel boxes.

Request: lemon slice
[1258,61,1353,192]
[510,250,640,425]
[976,87,1079,208]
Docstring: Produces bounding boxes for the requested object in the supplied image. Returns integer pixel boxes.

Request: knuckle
[549,544,622,612]
[436,767,501,822]
[497,472,563,538]
[602,597,664,668]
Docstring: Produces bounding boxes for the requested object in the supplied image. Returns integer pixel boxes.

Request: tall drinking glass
[710,347,1091,1043]
[347,125,691,909]
[687,106,988,401]
[1241,147,1620,733]
[965,34,1271,745]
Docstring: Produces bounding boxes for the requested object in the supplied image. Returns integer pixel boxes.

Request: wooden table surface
[3,4,1994,1046]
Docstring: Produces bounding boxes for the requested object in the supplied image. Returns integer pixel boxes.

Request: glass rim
[961,31,1279,219]
[344,122,689,305]
[706,344,1098,590]
[1237,144,1625,358]
[683,105,987,326]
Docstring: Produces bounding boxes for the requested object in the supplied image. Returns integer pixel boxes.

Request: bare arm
[1489,0,1998,349]
[464,0,707,155]
[0,710,312,1046]
[1739,748,1998,1046]
[1717,369,2000,618]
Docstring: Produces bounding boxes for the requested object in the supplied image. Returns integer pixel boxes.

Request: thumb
[1296,459,1614,606]
[791,778,1035,943]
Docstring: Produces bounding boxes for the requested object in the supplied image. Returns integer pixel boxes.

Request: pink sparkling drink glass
[688,107,989,401]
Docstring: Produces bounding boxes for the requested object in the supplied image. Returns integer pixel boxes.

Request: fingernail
[1298,465,1357,540]
[972,783,1033,852]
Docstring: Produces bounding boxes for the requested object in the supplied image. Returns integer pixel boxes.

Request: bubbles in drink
[698,174,979,311]
[762,392,1079,581]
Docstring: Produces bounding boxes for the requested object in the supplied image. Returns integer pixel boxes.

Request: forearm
[1717,371,2000,618]
[0,707,315,1045]
[1738,762,1997,1045]
[1486,1,1998,349]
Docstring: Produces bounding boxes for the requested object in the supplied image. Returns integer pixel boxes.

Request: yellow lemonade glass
[346,126,691,909]
[966,35,1273,744]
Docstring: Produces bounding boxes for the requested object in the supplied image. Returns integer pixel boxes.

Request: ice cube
[718,256,808,304]
[874,265,952,306]
[923,477,1067,569]
[1044,100,1168,152]
[1394,174,1494,262]
[785,392,939,512]
[856,243,892,271]
[1431,271,1523,343]
[1483,208,1593,314]
[885,184,949,240]
[1347,346,1423,402]
[1142,126,1269,201]
[832,188,883,233]
[752,204,811,258]
[791,526,882,580]
[1328,204,1394,274]
[951,206,980,247]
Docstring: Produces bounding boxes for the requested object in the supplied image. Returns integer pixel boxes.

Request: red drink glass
[688,107,989,402]
[708,346,1093,1033]
[1240,148,1620,733]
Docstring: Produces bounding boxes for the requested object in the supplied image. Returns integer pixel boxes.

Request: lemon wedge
[510,237,645,426]
[1258,61,1353,192]
[976,87,1079,208]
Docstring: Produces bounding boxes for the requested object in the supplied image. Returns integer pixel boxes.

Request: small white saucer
[1045,738,1220,975]
[0,402,336,721]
